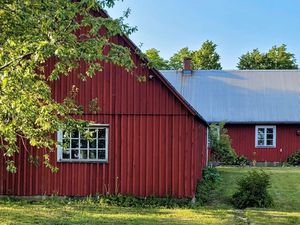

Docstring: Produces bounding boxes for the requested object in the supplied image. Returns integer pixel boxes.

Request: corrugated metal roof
[160,70,300,123]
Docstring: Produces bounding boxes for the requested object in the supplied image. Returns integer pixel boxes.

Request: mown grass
[216,167,300,224]
[0,167,299,225]
[0,200,235,225]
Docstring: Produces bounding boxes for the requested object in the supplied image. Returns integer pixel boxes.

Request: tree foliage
[192,40,222,70]
[0,0,136,172]
[168,41,222,70]
[237,44,298,69]
[237,49,267,70]
[168,47,192,70]
[209,122,236,164]
[145,48,170,70]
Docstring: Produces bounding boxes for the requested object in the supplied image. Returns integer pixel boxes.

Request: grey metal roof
[160,70,300,123]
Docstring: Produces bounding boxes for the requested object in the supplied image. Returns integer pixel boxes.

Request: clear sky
[107,0,300,69]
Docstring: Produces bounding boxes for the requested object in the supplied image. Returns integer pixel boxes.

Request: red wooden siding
[0,30,207,197]
[227,124,300,162]
[0,115,205,197]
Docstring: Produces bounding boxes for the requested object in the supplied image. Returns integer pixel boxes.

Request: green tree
[0,0,136,172]
[168,47,192,70]
[192,40,222,70]
[209,122,237,164]
[237,49,267,69]
[265,44,298,69]
[237,45,298,69]
[145,48,169,70]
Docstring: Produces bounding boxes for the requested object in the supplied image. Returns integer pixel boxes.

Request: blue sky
[108,0,300,69]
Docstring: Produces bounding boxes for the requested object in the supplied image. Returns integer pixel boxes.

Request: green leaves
[169,47,192,70]
[209,122,237,164]
[153,40,222,70]
[192,40,222,70]
[237,44,298,69]
[144,48,170,70]
[0,0,135,172]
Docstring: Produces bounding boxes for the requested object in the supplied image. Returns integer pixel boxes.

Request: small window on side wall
[57,125,109,162]
[255,125,276,148]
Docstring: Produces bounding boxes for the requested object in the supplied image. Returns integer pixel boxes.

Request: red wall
[227,124,300,162]
[0,34,207,197]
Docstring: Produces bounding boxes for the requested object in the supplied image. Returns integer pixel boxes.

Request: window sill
[255,146,276,149]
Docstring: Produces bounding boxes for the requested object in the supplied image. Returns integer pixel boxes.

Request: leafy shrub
[233,155,250,166]
[202,166,221,183]
[287,150,300,166]
[1,195,192,208]
[209,122,237,164]
[231,170,273,209]
[196,180,214,204]
[96,195,192,208]
[196,166,221,205]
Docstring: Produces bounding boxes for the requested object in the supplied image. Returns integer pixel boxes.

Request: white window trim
[255,125,276,148]
[57,124,109,163]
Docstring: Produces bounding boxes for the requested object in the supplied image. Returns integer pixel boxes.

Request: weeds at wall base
[0,194,194,209]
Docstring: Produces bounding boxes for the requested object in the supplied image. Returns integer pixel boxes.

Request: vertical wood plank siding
[227,124,300,162]
[0,35,207,197]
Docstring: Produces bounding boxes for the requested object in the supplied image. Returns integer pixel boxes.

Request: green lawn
[0,167,299,225]
[216,167,300,225]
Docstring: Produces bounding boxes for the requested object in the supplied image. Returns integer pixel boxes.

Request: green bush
[287,150,300,166]
[196,166,221,205]
[209,122,237,165]
[96,195,192,208]
[2,195,192,208]
[202,166,221,183]
[231,170,273,209]
[233,155,250,166]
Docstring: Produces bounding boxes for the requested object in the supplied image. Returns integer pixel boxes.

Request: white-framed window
[57,125,109,162]
[255,125,276,148]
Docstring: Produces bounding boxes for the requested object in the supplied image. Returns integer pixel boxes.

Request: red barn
[0,11,208,198]
[161,69,300,163]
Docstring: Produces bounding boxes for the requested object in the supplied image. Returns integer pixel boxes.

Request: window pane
[63,131,70,138]
[71,130,79,138]
[267,134,273,139]
[258,128,265,135]
[267,140,273,146]
[89,139,96,148]
[71,139,79,148]
[80,139,87,148]
[98,140,105,148]
[98,150,106,160]
[257,139,264,146]
[62,150,70,159]
[63,138,70,149]
[89,150,96,159]
[267,128,273,134]
[90,129,97,138]
[71,150,79,159]
[99,129,106,138]
[80,150,88,159]
[258,128,265,133]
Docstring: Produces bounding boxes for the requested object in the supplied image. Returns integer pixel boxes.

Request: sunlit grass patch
[245,209,300,225]
[0,201,235,225]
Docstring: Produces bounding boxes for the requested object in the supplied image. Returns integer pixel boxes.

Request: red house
[161,69,300,163]
[0,12,208,198]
